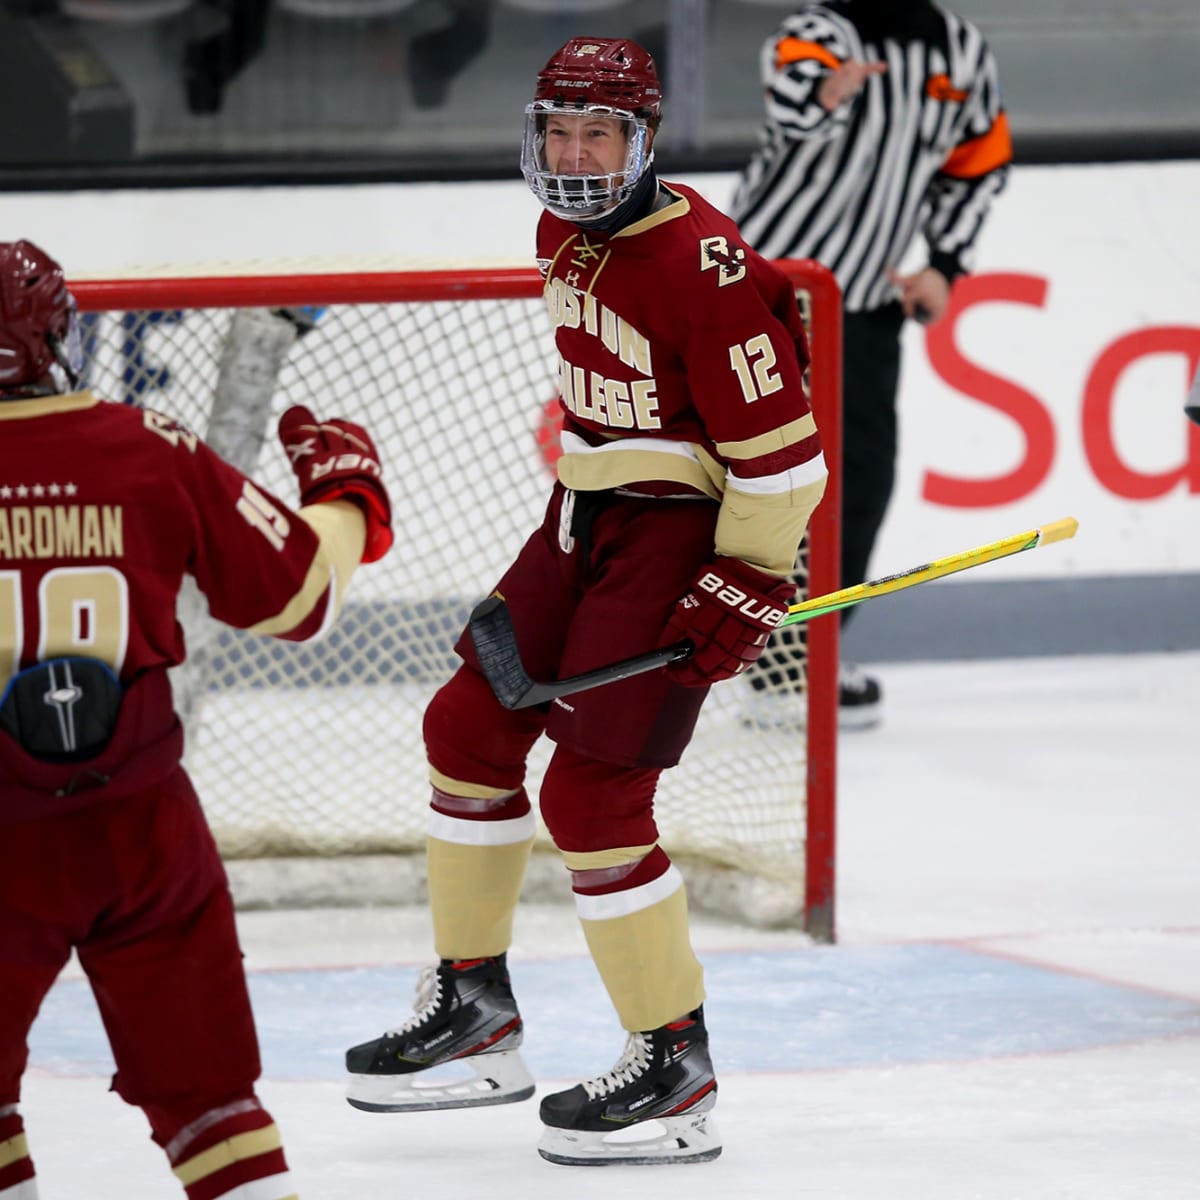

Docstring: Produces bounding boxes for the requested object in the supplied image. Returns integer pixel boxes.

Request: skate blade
[838,705,882,731]
[347,1049,535,1113]
[537,1110,722,1166]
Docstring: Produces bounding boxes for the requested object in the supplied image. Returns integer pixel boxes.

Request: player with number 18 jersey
[0,239,393,1200]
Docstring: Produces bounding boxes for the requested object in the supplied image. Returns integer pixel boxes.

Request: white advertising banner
[874,163,1200,583]
[2,161,1197,582]
[694,164,1200,583]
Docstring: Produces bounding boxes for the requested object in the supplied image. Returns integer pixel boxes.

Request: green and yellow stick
[781,517,1079,627]
[470,518,1079,708]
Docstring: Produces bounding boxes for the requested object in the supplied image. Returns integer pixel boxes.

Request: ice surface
[21,653,1200,1198]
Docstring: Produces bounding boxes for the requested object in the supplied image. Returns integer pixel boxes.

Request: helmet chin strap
[47,338,80,393]
[576,163,661,234]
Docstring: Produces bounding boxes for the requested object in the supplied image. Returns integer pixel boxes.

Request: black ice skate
[537,1007,721,1166]
[838,663,882,730]
[345,953,534,1112]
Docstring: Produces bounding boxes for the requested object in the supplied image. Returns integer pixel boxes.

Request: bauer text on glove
[662,556,794,687]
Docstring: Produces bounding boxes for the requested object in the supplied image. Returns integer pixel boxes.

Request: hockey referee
[732,0,1012,729]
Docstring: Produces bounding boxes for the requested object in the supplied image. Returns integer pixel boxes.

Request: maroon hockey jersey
[536,180,827,576]
[0,390,351,819]
[0,391,332,684]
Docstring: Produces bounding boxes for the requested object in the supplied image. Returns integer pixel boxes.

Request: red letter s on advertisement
[923,273,1055,507]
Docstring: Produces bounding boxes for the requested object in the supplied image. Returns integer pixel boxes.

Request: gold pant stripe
[172,1125,282,1187]
[0,1132,29,1169]
[428,765,517,801]
[560,844,656,871]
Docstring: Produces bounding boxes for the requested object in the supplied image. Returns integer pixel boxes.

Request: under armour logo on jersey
[699,236,747,286]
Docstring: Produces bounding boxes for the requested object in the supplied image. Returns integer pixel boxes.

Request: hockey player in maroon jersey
[0,240,392,1200]
[345,37,827,1164]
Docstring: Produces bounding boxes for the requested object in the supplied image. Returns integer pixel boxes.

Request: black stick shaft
[468,596,691,709]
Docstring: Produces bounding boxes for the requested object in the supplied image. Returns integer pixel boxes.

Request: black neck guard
[576,165,662,235]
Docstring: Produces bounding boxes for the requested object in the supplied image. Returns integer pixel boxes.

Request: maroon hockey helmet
[0,239,78,391]
[533,37,663,121]
[522,38,663,224]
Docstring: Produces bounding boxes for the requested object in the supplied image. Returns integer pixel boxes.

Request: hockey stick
[778,515,1078,626]
[469,517,1079,709]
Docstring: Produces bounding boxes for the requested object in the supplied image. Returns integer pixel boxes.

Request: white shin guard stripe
[428,809,536,847]
[573,863,684,921]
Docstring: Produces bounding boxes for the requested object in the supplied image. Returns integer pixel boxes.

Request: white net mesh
[70,265,838,930]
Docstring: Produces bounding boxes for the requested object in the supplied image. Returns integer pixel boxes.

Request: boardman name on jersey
[0,504,123,560]
[544,276,653,375]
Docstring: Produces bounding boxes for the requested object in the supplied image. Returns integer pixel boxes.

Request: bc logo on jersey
[699,236,747,286]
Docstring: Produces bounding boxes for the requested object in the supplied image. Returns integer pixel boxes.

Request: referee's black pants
[840,301,905,608]
[752,302,904,688]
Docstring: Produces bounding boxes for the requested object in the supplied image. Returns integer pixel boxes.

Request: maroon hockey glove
[278,404,393,563]
[662,556,794,688]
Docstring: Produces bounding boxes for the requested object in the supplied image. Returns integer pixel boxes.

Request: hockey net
[69,261,841,936]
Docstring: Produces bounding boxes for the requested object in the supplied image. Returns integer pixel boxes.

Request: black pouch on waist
[0,658,124,762]
[568,488,614,563]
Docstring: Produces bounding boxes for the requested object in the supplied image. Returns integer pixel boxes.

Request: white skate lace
[386,965,442,1036]
[581,1032,652,1101]
[839,663,872,695]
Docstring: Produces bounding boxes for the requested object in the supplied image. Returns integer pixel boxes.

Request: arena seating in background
[498,0,627,13]
[275,0,420,16]
[60,0,191,21]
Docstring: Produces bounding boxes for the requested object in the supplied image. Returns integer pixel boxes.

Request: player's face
[543,114,630,177]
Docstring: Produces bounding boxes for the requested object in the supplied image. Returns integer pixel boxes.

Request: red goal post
[69,260,841,938]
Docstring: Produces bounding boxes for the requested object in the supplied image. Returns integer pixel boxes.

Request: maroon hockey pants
[0,772,266,1149]
[454,484,717,769]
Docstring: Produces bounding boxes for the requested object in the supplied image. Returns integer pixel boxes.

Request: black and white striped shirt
[731,2,1011,313]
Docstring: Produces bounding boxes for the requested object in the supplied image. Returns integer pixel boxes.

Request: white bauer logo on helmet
[521,37,663,226]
